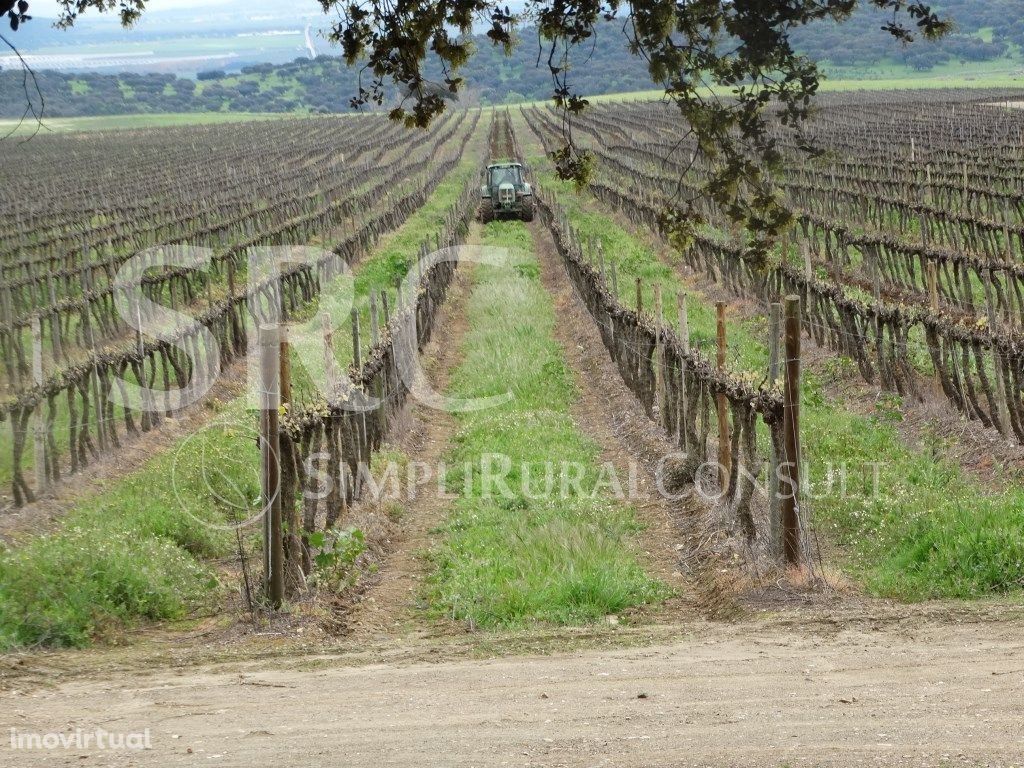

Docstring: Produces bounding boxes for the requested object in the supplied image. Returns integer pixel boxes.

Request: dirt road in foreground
[2,617,1022,767]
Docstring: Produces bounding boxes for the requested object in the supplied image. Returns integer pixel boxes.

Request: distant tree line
[0,24,655,119]
[1,8,1019,119]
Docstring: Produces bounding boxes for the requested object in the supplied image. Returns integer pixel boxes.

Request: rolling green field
[585,67,1024,105]
[4,55,1021,138]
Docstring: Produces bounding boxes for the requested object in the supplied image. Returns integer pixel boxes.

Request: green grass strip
[0,399,243,648]
[424,221,668,627]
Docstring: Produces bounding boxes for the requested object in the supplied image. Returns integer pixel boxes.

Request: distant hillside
[790,0,1024,70]
[2,3,1023,119]
[0,21,657,118]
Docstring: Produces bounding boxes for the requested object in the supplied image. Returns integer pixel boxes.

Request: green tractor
[480,161,535,223]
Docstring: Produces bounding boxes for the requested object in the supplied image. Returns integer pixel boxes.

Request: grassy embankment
[424,221,668,627]
[582,63,1024,105]
[519,126,1024,602]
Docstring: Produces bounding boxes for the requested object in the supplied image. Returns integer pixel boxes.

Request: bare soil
[2,607,1023,767]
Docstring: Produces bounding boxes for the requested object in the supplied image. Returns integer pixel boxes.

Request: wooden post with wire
[635,277,643,318]
[927,262,939,312]
[278,324,301,584]
[1002,201,1018,328]
[781,296,803,565]
[654,284,665,427]
[767,303,782,556]
[351,307,362,373]
[278,325,292,408]
[259,324,285,609]
[677,291,690,450]
[31,316,47,493]
[983,268,1011,436]
[369,293,380,347]
[871,251,882,303]
[45,274,63,363]
[321,312,336,402]
[715,302,730,494]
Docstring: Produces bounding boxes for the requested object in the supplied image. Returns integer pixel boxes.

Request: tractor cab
[488,163,523,188]
[480,161,534,222]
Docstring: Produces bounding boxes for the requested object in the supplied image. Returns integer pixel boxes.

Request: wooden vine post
[767,302,782,556]
[83,303,106,452]
[259,324,285,609]
[927,263,939,312]
[31,316,47,493]
[1001,201,1017,329]
[321,311,336,401]
[50,282,63,362]
[781,296,803,565]
[369,293,380,347]
[677,291,690,450]
[351,307,362,372]
[654,284,665,428]
[715,302,731,494]
[279,325,292,407]
[278,324,301,586]
[983,269,1011,437]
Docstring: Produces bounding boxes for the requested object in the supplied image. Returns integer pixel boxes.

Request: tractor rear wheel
[480,197,494,223]
[520,195,535,222]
